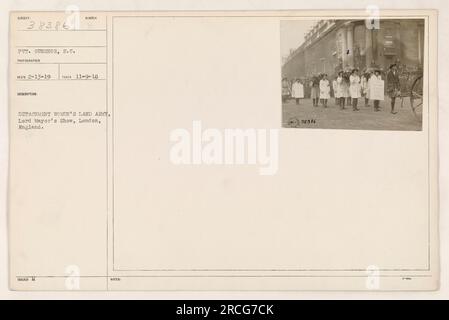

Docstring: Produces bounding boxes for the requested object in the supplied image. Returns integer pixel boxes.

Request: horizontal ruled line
[15,274,433,278]
[17,29,106,32]
[16,79,106,81]
[16,45,106,48]
[16,62,106,64]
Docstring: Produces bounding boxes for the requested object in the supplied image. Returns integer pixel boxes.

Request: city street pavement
[282,97,422,131]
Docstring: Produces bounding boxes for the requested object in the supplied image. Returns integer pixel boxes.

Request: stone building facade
[282,19,425,80]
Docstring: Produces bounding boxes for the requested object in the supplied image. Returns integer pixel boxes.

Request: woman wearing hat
[332,76,338,106]
[310,75,320,107]
[291,78,304,105]
[343,70,351,107]
[361,70,372,107]
[349,68,361,111]
[387,64,401,114]
[282,77,291,103]
[319,73,330,107]
[335,71,346,109]
[368,69,383,112]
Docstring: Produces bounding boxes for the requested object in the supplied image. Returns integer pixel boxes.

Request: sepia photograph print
[281,19,425,130]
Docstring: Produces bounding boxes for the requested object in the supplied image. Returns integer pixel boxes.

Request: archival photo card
[281,19,425,131]
[8,10,438,291]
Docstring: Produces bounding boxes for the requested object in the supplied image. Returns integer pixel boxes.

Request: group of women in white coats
[334,69,362,111]
[307,74,331,107]
[287,69,384,111]
[291,76,332,107]
[333,68,383,111]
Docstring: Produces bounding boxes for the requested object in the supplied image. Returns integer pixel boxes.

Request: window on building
[383,27,396,56]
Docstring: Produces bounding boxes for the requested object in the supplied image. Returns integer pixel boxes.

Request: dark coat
[387,70,400,97]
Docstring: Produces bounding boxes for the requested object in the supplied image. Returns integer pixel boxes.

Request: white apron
[349,75,361,98]
[335,77,345,98]
[368,75,385,101]
[291,82,304,98]
[319,79,330,99]
[361,76,369,96]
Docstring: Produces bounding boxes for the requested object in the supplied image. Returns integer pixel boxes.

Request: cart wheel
[410,75,423,119]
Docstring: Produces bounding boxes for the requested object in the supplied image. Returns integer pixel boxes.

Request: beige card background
[5,7,441,293]
[113,16,429,271]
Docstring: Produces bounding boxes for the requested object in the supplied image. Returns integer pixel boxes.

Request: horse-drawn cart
[398,67,423,119]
